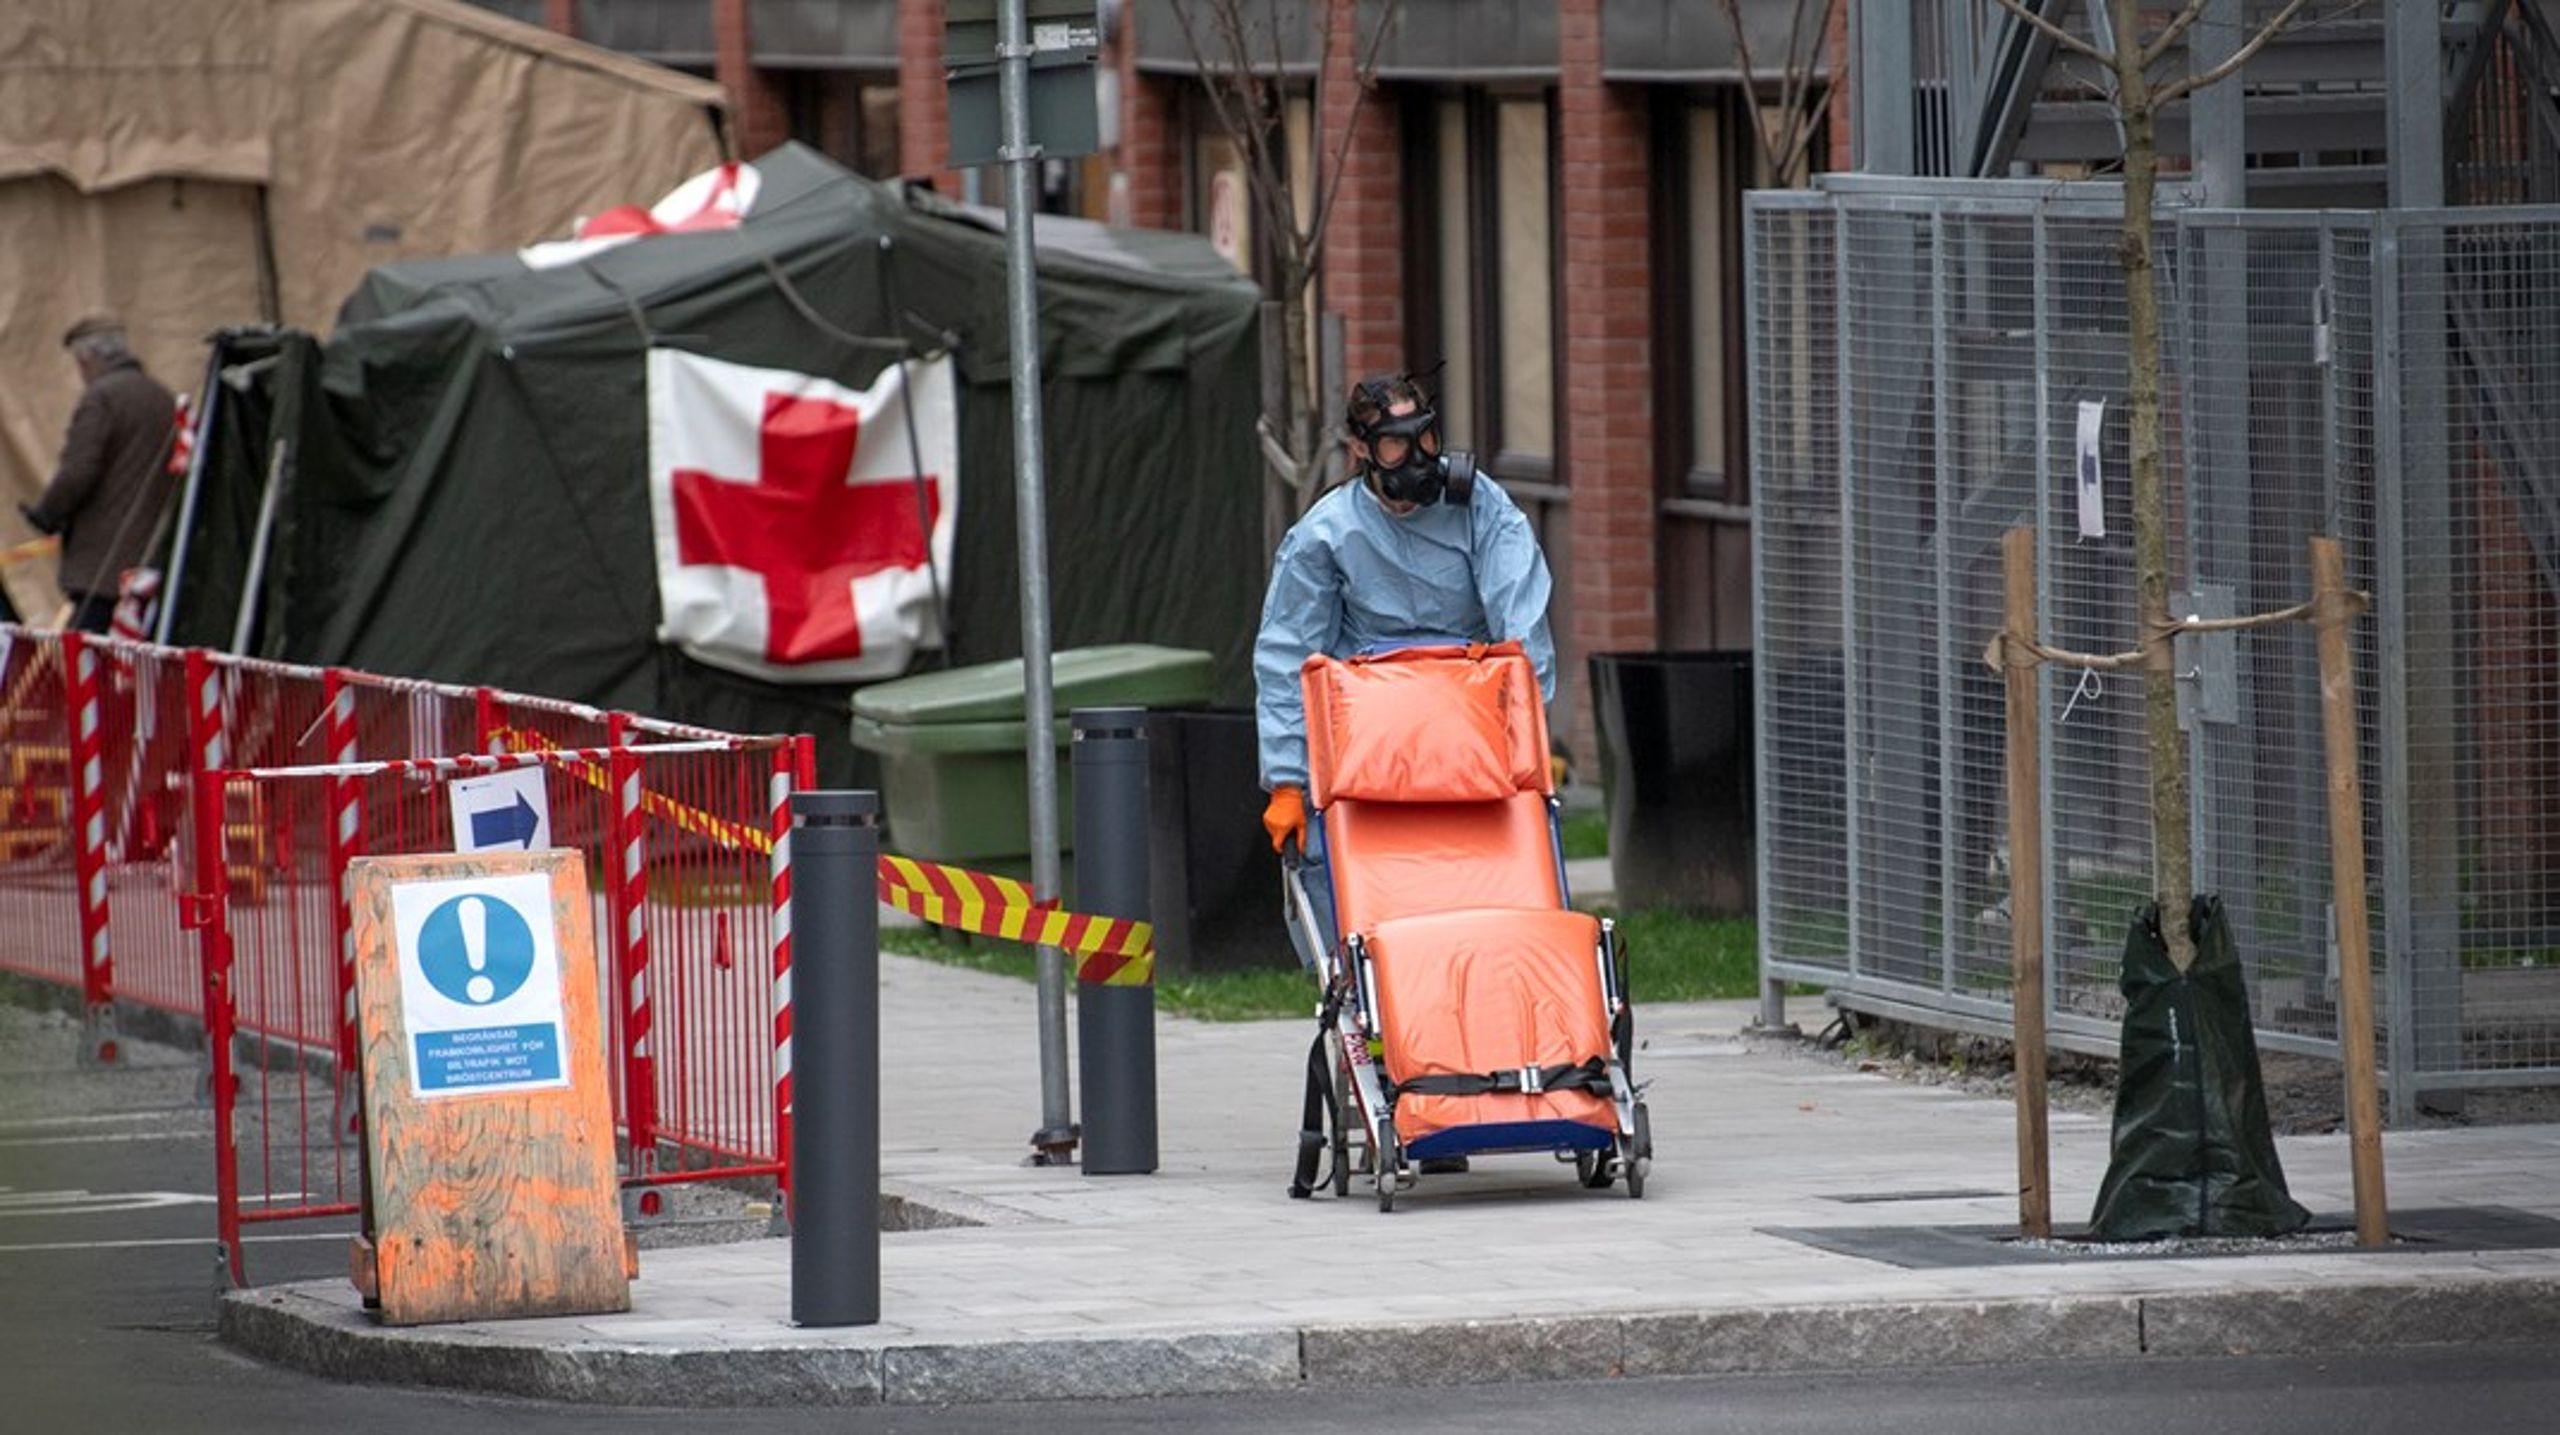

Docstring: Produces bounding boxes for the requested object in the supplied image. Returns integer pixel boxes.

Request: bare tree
[1165,0,1401,544]
[1980,0,2356,972]
[1719,0,1840,183]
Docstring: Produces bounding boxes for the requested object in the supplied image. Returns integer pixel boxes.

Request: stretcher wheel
[1623,1103,1652,1200]
[1575,1150,1614,1190]
[1375,1122,1401,1213]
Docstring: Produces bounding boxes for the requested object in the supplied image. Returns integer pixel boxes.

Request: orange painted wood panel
[349,850,630,1326]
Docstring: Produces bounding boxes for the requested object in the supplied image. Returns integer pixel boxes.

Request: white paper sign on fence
[2076,398,2107,541]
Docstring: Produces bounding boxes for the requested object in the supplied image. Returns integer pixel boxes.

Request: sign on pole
[449,767,553,853]
[949,0,1080,1162]
[944,0,1100,168]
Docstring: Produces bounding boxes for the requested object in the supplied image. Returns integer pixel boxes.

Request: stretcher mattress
[1366,907,1614,1146]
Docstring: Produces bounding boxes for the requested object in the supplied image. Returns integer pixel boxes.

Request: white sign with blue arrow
[390,872,570,1100]
[449,768,554,854]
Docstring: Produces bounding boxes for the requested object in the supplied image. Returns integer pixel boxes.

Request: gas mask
[1350,388,1477,509]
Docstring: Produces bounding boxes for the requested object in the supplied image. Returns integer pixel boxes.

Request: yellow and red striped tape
[489,727,1153,985]
[876,854,1154,987]
[492,725,774,855]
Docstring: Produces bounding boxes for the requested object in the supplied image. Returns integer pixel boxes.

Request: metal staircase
[2447,0,2560,202]
[1919,2,2560,206]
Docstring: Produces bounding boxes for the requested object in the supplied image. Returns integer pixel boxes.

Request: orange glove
[1261,784,1307,853]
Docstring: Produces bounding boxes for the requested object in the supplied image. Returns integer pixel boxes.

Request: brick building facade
[483,0,1813,760]
[1105,0,1803,762]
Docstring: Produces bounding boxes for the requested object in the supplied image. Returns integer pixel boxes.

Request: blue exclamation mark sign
[462,896,494,1003]
[419,894,536,1007]
[412,888,559,1094]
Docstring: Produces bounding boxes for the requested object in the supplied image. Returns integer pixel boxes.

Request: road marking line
[0,1231,350,1255]
[0,1107,207,1131]
[0,1129,209,1149]
[0,1188,308,1217]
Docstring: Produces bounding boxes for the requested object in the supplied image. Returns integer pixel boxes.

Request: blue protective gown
[1253,474,1557,790]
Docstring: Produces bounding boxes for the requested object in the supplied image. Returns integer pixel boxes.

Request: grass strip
[881,907,1766,1020]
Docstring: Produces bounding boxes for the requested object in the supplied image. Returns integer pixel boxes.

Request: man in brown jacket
[18,316,177,632]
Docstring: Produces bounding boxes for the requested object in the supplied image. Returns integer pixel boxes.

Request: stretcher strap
[1390,1056,1611,1101]
[876,853,1155,986]
[1287,1027,1335,1199]
[1287,985,1346,1199]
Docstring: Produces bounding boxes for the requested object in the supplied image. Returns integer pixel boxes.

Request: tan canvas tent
[0,0,727,618]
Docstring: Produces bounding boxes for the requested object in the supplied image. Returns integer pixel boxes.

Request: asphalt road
[6,998,2555,1434]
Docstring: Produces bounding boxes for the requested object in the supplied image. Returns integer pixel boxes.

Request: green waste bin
[849,645,1216,864]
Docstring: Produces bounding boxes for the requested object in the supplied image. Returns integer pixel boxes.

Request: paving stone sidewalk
[222,906,2560,1407]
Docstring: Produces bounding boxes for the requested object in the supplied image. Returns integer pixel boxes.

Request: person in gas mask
[1252,373,1560,858]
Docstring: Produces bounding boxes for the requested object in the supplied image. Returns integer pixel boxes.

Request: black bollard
[787,790,879,1326]
[1072,708,1158,1175]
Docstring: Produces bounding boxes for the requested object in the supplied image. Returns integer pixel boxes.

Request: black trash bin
[1589,650,1755,915]
[1145,710,1296,975]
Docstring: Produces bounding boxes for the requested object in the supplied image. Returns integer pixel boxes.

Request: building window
[1686,100,1733,496]
[1404,89,1557,483]
[778,71,901,179]
[1191,121,1254,273]
[1180,88,1312,286]
[1432,98,1477,445]
[1492,97,1555,469]
[1658,93,1753,503]
[1285,94,1314,236]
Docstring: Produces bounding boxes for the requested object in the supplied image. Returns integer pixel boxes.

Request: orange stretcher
[1281,642,1651,1211]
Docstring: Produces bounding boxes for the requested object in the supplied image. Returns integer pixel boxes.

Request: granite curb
[218,1274,2560,1408]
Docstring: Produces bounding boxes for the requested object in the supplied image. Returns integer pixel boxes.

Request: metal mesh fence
[2037,204,2168,1037]
[2397,212,2560,1086]
[2177,212,2386,1062]
[1749,179,2560,1116]
[1747,194,1848,974]
[1839,199,1945,1000]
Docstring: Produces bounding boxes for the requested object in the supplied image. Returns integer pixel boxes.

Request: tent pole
[229,438,289,655]
[998,0,1075,1165]
[155,333,229,644]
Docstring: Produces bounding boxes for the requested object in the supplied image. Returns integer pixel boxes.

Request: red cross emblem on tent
[671,391,940,664]
[648,351,958,682]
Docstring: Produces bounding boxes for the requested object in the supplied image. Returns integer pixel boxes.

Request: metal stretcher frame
[1278,644,1651,1211]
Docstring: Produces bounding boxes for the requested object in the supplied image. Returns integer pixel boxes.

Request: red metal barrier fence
[0,624,805,1284]
[96,637,205,1032]
[0,630,78,992]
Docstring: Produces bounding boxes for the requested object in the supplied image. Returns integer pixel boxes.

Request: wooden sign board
[349,850,630,1326]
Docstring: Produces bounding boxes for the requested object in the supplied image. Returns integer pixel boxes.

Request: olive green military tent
[165,144,1265,780]
[0,0,728,620]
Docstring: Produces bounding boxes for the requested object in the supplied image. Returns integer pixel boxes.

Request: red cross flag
[520,161,762,270]
[646,351,958,683]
